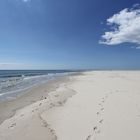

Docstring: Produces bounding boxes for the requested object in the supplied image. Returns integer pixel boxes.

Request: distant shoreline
[0,73,76,124]
[0,70,78,101]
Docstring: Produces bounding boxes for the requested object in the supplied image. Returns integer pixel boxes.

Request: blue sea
[0,70,74,101]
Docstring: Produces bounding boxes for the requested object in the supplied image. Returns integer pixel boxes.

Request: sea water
[0,70,73,101]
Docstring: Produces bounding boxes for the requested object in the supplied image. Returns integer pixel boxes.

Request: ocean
[0,70,74,101]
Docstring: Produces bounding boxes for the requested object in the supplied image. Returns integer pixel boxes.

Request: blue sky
[0,0,140,70]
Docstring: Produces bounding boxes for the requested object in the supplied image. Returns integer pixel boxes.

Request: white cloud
[99,4,140,45]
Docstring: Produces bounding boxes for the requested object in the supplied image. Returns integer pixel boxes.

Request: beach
[0,71,140,140]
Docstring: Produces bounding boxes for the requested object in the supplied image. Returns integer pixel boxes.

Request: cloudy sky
[0,0,140,70]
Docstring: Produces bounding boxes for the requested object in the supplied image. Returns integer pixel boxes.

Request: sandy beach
[0,71,140,140]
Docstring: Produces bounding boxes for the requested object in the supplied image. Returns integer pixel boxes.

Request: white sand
[0,71,140,140]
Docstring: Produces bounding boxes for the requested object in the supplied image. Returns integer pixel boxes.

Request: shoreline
[0,72,78,140]
[0,71,140,140]
[0,73,79,125]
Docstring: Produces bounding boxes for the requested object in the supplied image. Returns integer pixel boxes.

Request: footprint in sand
[99,119,103,124]
[49,103,56,108]
[57,101,63,105]
[101,108,104,111]
[102,100,105,103]
[97,112,100,115]
[93,126,98,131]
[93,126,101,135]
[99,103,103,107]
[86,96,107,139]
[9,123,16,128]
[86,135,91,140]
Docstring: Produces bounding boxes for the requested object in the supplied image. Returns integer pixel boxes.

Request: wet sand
[0,75,71,124]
